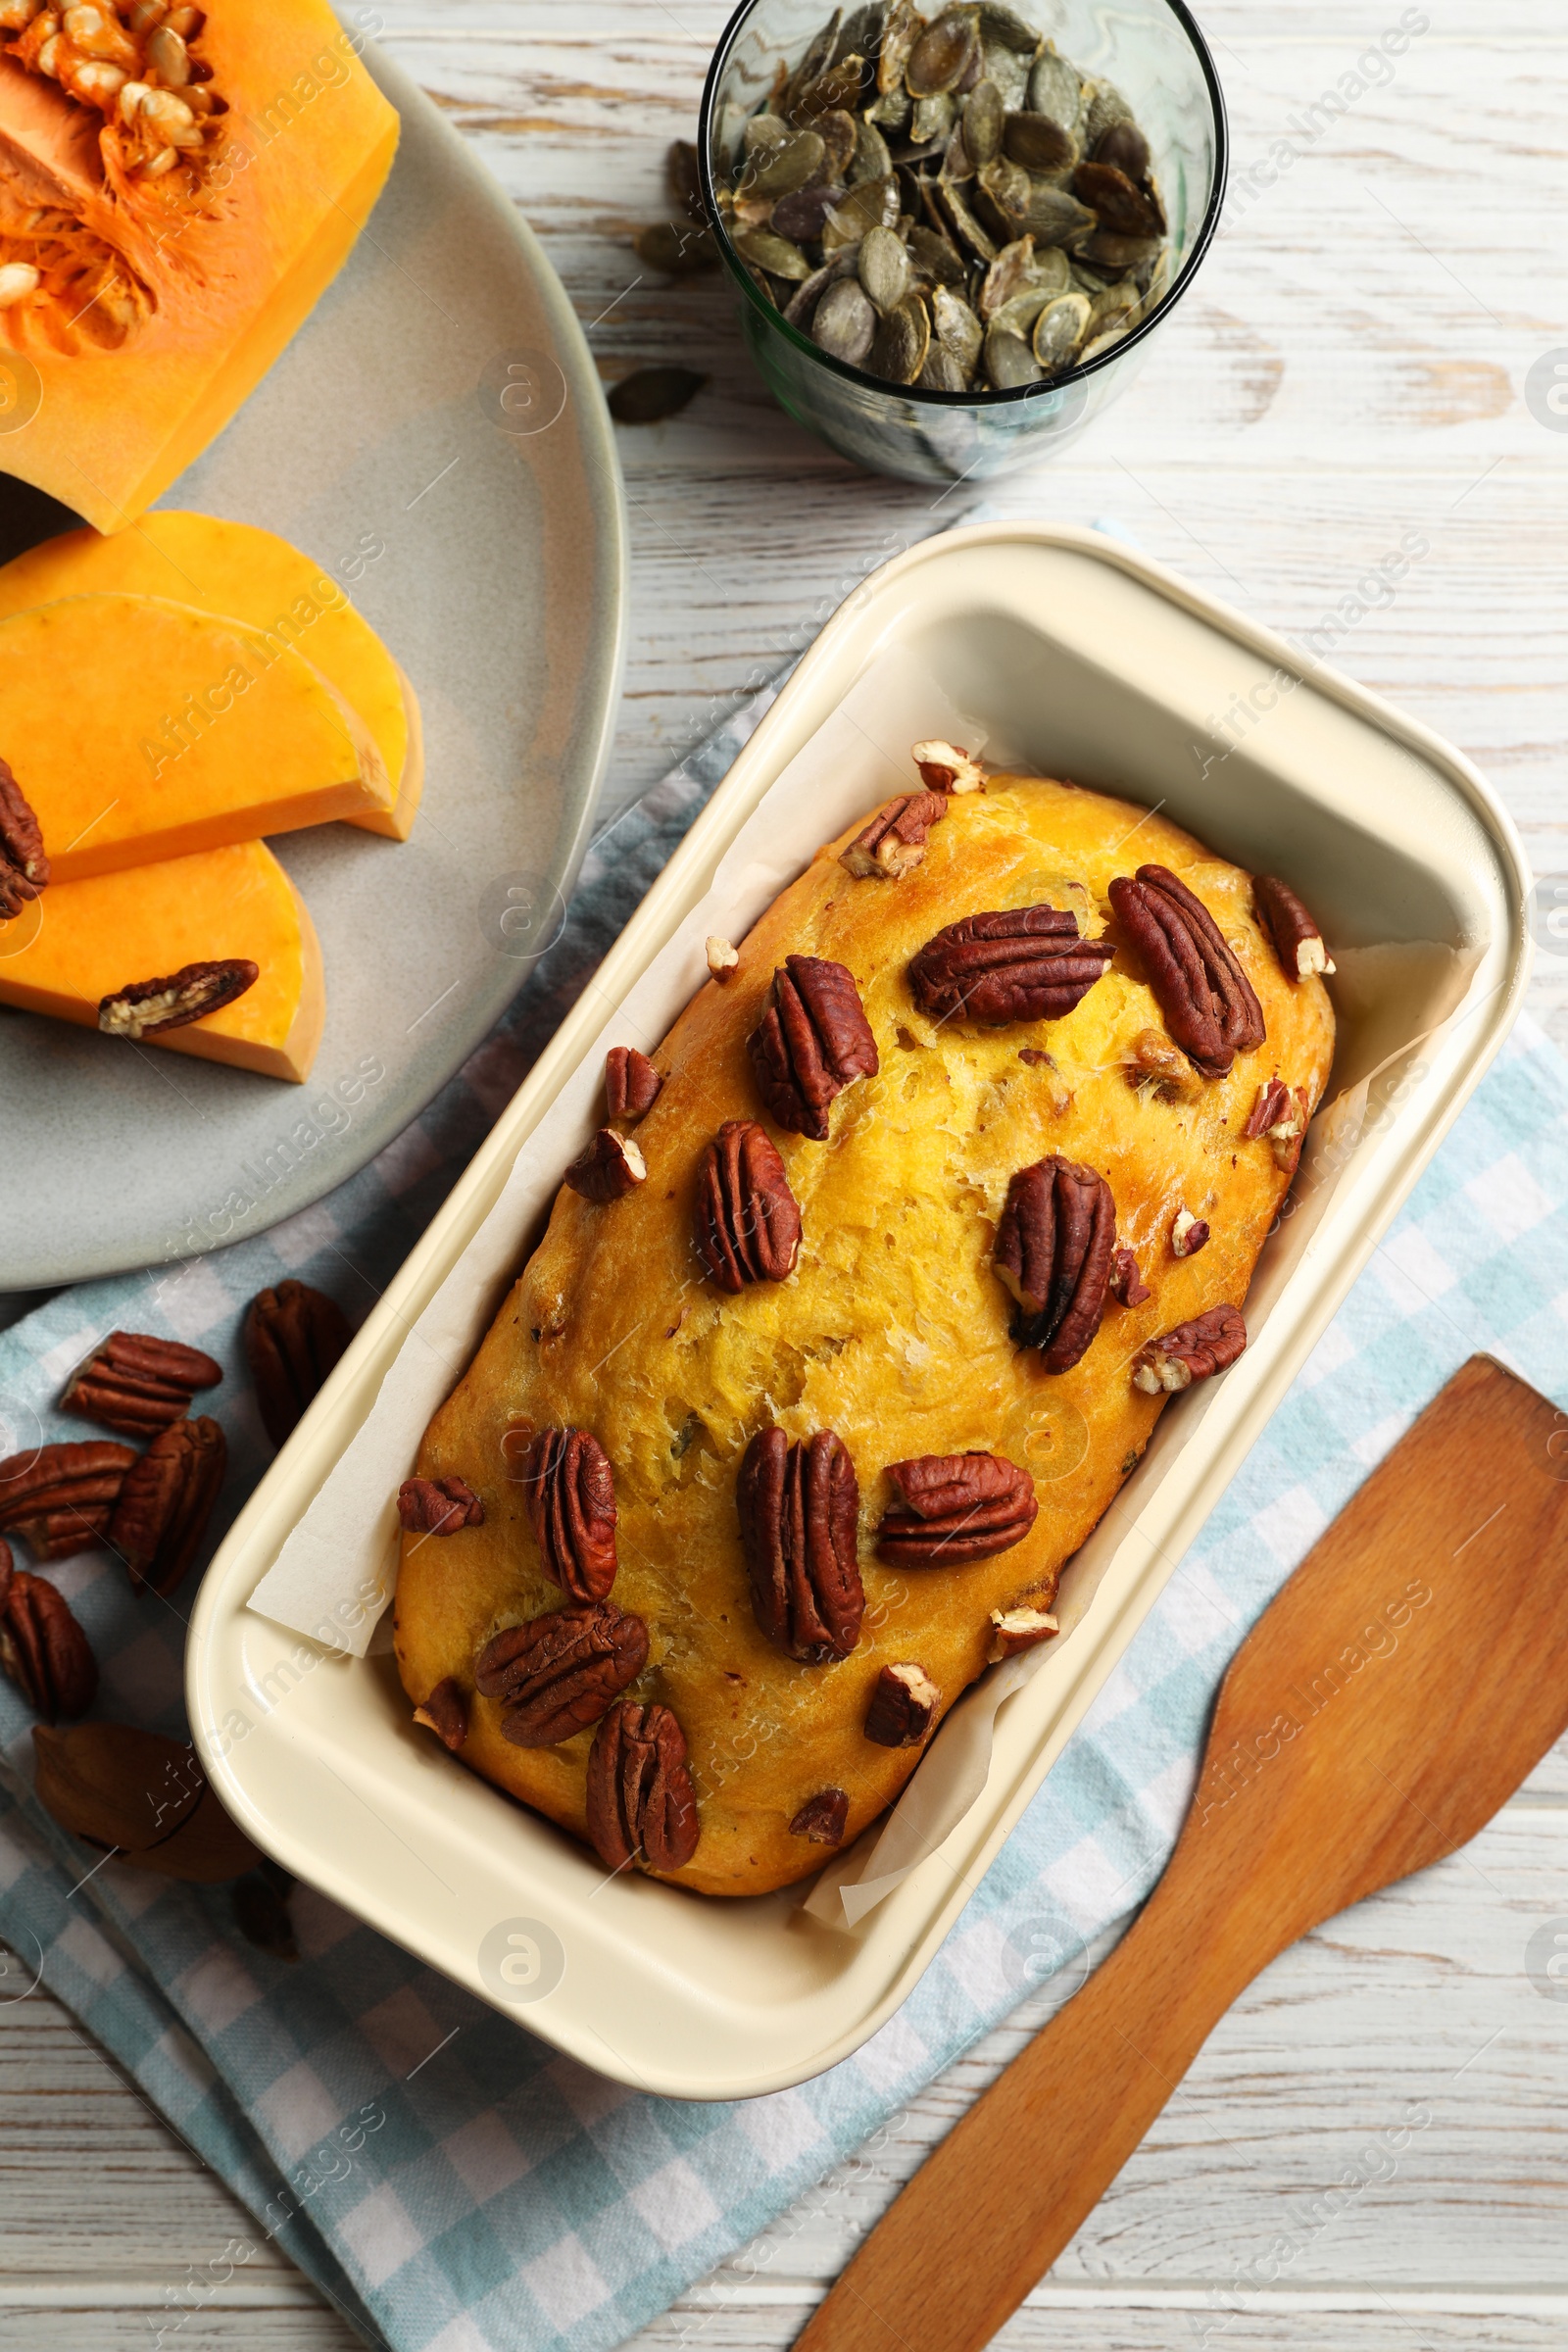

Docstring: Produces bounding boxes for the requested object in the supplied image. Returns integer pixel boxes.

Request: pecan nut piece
[108,1415,226,1597]
[908,906,1115,1026]
[605,1046,662,1123]
[0,1542,97,1722]
[875,1452,1038,1567]
[994,1155,1116,1371]
[60,1329,221,1437]
[695,1119,803,1292]
[412,1677,468,1752]
[911,739,984,794]
[1108,1246,1151,1307]
[1243,1078,1309,1172]
[98,958,259,1040]
[1123,1025,1203,1103]
[0,757,47,919]
[1108,864,1266,1079]
[840,791,948,880]
[31,1722,261,1881]
[397,1475,484,1536]
[1171,1208,1209,1258]
[243,1280,351,1446]
[1255,874,1334,981]
[517,1427,617,1602]
[747,955,879,1140]
[737,1426,863,1663]
[0,1440,136,1560]
[586,1698,700,1873]
[987,1605,1058,1662]
[564,1127,646,1201]
[1242,1076,1291,1140]
[1133,1304,1248,1395]
[474,1600,649,1745]
[790,1788,850,1846]
[864,1661,940,1746]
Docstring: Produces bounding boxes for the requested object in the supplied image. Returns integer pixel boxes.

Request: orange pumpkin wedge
[0,5,399,536]
[0,839,323,1081]
[0,514,421,840]
[0,590,394,880]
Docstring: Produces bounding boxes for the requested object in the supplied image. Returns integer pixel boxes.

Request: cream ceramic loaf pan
[189,526,1528,2100]
[396,777,1334,1895]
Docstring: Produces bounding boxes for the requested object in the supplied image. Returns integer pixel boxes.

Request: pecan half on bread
[907,906,1115,1026]
[840,792,948,880]
[790,1788,850,1846]
[412,1677,468,1752]
[565,1127,646,1201]
[586,1699,700,1873]
[109,1416,227,1597]
[0,759,48,918]
[1107,864,1266,1079]
[0,1440,136,1560]
[994,1156,1116,1372]
[864,1662,940,1747]
[747,955,879,1141]
[695,1120,802,1292]
[1133,1305,1248,1395]
[474,1601,649,1746]
[61,1330,220,1438]
[243,1281,351,1447]
[1254,874,1334,980]
[605,1046,662,1123]
[0,1542,97,1722]
[398,1476,484,1536]
[875,1452,1038,1567]
[515,1428,617,1602]
[737,1427,863,1664]
[98,958,259,1040]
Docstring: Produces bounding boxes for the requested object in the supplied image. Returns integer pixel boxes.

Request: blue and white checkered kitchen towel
[2,627,1566,2352]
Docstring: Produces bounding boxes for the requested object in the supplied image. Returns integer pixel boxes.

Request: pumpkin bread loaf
[394,770,1336,1897]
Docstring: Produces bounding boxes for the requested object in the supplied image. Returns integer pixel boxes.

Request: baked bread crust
[394,775,1335,1896]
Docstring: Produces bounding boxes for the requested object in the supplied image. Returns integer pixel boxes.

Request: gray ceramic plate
[0,41,625,1292]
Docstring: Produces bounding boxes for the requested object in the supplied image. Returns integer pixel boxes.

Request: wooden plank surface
[3,0,1567,2345]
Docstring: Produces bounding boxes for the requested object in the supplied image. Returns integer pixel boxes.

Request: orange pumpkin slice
[0,838,323,1081]
[0,514,422,841]
[0,590,394,880]
[0,3,399,535]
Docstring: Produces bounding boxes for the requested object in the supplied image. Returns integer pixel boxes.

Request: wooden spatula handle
[796,1878,1267,2352]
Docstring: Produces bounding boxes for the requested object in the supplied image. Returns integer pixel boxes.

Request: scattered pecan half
[908,906,1115,1026]
[737,1427,863,1663]
[1108,1246,1152,1307]
[60,1330,220,1438]
[747,955,879,1140]
[790,1788,850,1846]
[1123,1025,1203,1103]
[875,1452,1038,1567]
[0,1542,97,1722]
[412,1677,468,1752]
[911,739,984,794]
[987,1605,1058,1662]
[0,1440,136,1560]
[515,1427,617,1602]
[31,1722,261,1881]
[706,935,738,982]
[474,1600,649,1746]
[108,1416,226,1597]
[0,758,47,919]
[840,791,948,880]
[994,1155,1116,1371]
[586,1698,700,1873]
[605,1046,662,1123]
[1254,874,1334,981]
[243,1280,351,1446]
[564,1127,647,1201]
[1108,865,1266,1079]
[1133,1304,1248,1395]
[695,1119,803,1292]
[1171,1208,1209,1258]
[98,958,259,1040]
[397,1476,484,1536]
[864,1661,940,1746]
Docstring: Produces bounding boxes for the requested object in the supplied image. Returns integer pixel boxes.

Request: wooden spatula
[796,1356,1568,2352]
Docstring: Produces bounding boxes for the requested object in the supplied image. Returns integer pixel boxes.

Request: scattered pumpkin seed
[859,221,910,313]
[1003,110,1077,173]
[1031,288,1090,368]
[608,367,706,423]
[906,8,976,97]
[851,115,894,180]
[931,280,983,369]
[984,321,1042,386]
[919,339,968,390]
[868,290,931,382]
[634,220,717,276]
[734,224,813,279]
[1095,118,1151,182]
[1028,45,1080,131]
[812,274,878,365]
[962,77,1003,166]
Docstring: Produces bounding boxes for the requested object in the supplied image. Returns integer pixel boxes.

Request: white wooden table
[5,1,1568,2343]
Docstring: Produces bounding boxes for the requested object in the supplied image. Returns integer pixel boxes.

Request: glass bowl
[698,0,1227,484]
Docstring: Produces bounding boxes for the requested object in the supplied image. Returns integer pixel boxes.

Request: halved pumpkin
[0,589,394,878]
[0,2,398,534]
[0,837,323,1080]
[0,512,423,839]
